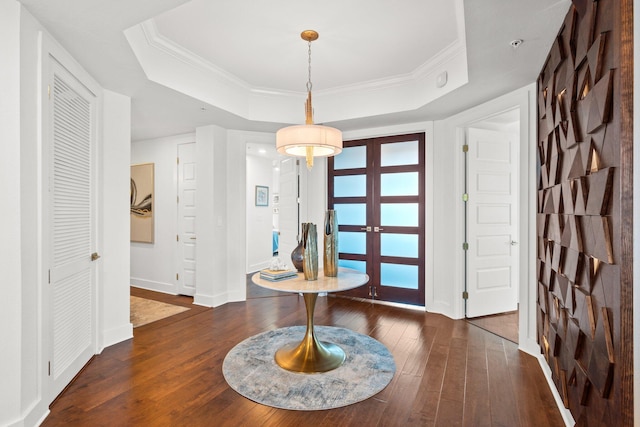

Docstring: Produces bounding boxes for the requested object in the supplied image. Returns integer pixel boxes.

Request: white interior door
[47,58,97,400]
[466,128,519,318]
[277,157,300,269]
[177,142,196,296]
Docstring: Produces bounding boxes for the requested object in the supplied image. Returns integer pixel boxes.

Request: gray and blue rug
[222,326,396,410]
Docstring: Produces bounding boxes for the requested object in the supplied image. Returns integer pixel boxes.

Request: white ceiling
[19,0,570,141]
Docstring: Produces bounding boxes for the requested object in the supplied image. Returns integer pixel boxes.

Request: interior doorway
[328,133,426,306]
[245,143,282,273]
[463,109,520,343]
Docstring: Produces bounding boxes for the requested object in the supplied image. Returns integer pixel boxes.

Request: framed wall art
[255,185,269,207]
[131,162,154,243]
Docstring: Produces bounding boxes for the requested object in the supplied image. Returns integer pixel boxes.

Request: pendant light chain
[306,39,313,93]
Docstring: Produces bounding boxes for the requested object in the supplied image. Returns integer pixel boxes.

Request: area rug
[130,295,189,328]
[222,326,395,410]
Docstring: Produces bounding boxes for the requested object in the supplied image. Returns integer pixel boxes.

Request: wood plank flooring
[42,288,565,426]
[466,311,519,344]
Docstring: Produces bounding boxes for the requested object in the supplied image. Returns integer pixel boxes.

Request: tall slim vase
[302,223,318,280]
[323,210,338,277]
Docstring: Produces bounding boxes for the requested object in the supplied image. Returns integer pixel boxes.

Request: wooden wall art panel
[536,0,632,424]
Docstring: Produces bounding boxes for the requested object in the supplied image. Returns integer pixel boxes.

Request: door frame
[450,86,537,354]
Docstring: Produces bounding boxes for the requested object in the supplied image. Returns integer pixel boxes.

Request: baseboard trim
[100,323,133,352]
[535,354,576,426]
[130,278,176,295]
[9,397,49,427]
[194,291,228,308]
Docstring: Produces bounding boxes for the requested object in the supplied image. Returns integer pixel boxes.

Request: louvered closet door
[48,59,97,400]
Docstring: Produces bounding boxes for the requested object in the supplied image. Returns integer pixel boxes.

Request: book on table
[259,269,298,281]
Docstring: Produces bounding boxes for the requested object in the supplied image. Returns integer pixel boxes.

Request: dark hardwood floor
[466,311,519,344]
[43,288,565,426]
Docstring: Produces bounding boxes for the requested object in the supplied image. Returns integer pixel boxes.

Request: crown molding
[126,18,469,124]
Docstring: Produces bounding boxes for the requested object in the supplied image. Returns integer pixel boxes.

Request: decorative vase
[302,222,318,280]
[323,210,338,277]
[291,239,304,272]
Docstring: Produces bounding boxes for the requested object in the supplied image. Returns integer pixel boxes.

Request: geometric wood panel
[536,0,630,424]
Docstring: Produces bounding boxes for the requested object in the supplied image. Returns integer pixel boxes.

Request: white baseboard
[535,354,576,427]
[10,397,49,427]
[193,291,228,308]
[100,323,133,352]
[130,278,176,295]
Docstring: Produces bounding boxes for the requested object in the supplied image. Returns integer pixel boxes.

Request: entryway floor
[466,310,518,344]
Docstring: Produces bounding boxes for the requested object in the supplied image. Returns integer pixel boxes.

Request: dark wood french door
[328,133,425,306]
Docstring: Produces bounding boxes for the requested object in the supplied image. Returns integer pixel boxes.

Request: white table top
[252,267,369,294]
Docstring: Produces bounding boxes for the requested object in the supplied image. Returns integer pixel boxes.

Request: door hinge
[177,157,179,165]
[48,361,51,376]
[462,242,469,251]
[176,273,179,280]
[462,144,469,152]
[47,85,51,100]
[176,234,179,242]
[177,195,179,203]
[462,193,469,202]
[48,269,51,284]
[463,291,469,299]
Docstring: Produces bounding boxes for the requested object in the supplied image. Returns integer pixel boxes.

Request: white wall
[1,2,25,425]
[130,133,195,294]
[100,90,133,349]
[194,125,229,306]
[226,130,251,302]
[246,154,275,272]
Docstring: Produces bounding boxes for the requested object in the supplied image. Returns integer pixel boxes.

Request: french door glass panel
[334,175,366,197]
[380,234,418,258]
[338,259,367,273]
[381,264,419,289]
[380,203,419,226]
[381,172,419,196]
[380,141,419,166]
[339,232,366,254]
[334,145,367,169]
[333,203,366,225]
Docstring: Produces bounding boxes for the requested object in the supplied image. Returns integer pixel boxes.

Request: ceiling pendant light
[276,30,342,169]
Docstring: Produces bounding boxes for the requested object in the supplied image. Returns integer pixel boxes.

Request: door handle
[91,252,101,261]
[190,237,197,240]
[510,241,518,246]
[360,226,372,232]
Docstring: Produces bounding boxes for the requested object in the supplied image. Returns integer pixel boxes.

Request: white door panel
[466,127,519,317]
[277,157,300,269]
[47,58,97,401]
[177,142,196,296]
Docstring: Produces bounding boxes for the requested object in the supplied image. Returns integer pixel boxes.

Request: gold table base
[274,293,346,373]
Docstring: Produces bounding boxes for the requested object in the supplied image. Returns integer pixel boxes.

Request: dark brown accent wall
[536,0,632,424]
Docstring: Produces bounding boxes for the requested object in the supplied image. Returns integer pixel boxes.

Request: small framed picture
[255,185,269,206]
